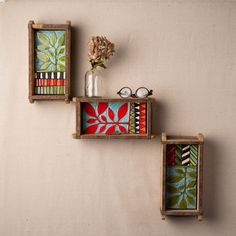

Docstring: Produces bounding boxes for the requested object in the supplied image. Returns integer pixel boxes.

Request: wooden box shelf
[72,97,156,139]
[28,21,71,103]
[160,133,204,221]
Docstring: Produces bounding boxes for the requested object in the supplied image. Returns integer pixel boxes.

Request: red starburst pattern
[82,102,129,134]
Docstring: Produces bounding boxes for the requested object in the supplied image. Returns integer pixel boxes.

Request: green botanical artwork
[35,30,65,72]
[166,166,197,209]
[166,144,198,209]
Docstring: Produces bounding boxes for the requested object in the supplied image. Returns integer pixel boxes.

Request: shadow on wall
[155,135,221,223]
[71,25,83,97]
[203,137,221,221]
[152,99,169,136]
[151,100,221,222]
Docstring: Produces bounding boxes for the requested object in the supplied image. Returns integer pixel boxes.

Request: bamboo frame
[160,133,204,221]
[72,97,156,139]
[28,20,71,103]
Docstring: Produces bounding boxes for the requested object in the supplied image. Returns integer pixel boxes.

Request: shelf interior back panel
[81,101,147,135]
[165,144,199,210]
[34,30,66,96]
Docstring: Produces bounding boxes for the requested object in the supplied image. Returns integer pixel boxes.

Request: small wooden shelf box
[160,133,204,220]
[28,21,71,103]
[72,97,155,139]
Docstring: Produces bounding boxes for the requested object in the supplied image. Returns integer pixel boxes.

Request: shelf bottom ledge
[72,133,156,139]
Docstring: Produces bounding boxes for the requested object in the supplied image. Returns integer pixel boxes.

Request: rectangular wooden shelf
[30,95,68,100]
[164,209,200,216]
[160,133,204,221]
[72,133,156,139]
[28,21,71,103]
[72,97,156,139]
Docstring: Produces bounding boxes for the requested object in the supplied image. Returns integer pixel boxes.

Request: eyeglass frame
[117,87,153,98]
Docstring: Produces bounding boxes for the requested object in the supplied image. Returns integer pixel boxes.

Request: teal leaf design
[58,60,65,66]
[186,194,195,206]
[166,184,179,193]
[40,62,51,70]
[37,32,50,45]
[48,49,55,60]
[187,188,196,196]
[51,31,57,45]
[178,184,185,191]
[57,64,65,71]
[187,181,196,188]
[187,171,197,179]
[175,168,185,175]
[167,176,183,183]
[37,52,49,62]
[59,55,65,62]
[166,166,197,209]
[58,46,65,54]
[35,31,66,72]
[179,197,187,209]
[167,195,180,208]
[37,44,50,51]
[57,33,65,47]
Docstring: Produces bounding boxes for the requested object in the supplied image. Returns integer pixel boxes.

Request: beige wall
[1,0,236,235]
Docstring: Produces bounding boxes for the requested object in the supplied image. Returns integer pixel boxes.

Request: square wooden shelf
[72,97,156,139]
[28,21,71,103]
[160,133,204,221]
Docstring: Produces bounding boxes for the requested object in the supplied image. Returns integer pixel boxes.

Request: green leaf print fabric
[35,30,66,72]
[165,144,199,210]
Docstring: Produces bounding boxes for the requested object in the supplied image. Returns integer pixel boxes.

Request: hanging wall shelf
[72,97,156,139]
[160,133,204,221]
[28,21,71,103]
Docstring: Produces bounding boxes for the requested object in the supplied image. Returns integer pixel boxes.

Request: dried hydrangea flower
[88,36,115,70]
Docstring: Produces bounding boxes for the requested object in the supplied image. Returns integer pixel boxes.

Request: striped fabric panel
[34,72,65,95]
[174,144,182,165]
[190,145,198,166]
[129,103,135,134]
[172,144,198,166]
[134,103,140,134]
[139,103,146,134]
[181,145,190,166]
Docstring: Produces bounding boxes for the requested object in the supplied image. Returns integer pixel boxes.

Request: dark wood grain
[74,97,152,103]
[147,99,152,137]
[160,135,166,220]
[161,135,203,144]
[28,20,35,103]
[197,133,204,220]
[32,23,70,29]
[64,20,71,103]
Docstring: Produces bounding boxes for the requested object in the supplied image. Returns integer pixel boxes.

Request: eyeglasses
[117,87,153,98]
